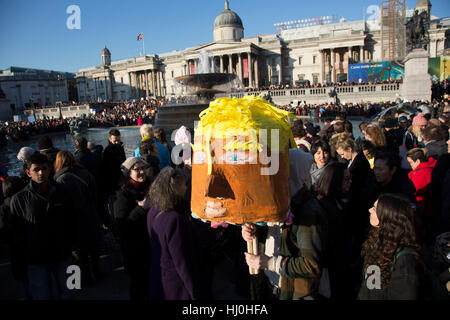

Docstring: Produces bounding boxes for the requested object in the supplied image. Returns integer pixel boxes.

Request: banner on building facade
[190,64,195,75]
[243,58,248,79]
[429,56,450,81]
[348,61,405,83]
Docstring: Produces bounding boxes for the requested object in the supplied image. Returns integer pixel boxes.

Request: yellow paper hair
[194,95,296,174]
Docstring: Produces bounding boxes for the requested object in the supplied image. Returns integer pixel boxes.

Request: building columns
[159,71,163,97]
[145,70,149,98]
[152,70,156,97]
[321,50,325,83]
[359,46,363,62]
[220,56,224,73]
[278,57,281,85]
[104,76,108,100]
[255,55,259,88]
[156,71,160,97]
[330,49,335,83]
[238,53,243,83]
[134,72,138,98]
[248,53,253,88]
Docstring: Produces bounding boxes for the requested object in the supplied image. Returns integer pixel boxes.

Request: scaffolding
[380,0,406,61]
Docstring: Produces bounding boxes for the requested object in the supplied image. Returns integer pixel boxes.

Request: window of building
[298,74,305,80]
[313,56,317,64]
[339,53,344,62]
[121,77,123,84]
[171,70,174,78]
[298,56,302,65]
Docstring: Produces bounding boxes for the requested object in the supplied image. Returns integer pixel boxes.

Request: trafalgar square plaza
[0,0,449,311]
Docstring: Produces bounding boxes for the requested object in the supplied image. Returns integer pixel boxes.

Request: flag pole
[143,33,145,56]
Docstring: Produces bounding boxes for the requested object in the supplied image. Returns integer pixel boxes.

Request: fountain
[155,48,243,133]
[175,48,240,101]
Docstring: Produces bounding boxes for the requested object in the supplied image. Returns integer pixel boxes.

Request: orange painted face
[190,95,295,224]
[191,136,290,224]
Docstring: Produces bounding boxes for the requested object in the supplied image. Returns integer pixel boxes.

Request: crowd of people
[0,97,449,301]
[0,99,165,144]
[278,101,389,118]
[0,118,70,145]
[86,99,161,127]
[246,79,404,92]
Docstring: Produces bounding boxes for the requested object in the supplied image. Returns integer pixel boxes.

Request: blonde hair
[140,124,154,138]
[365,124,387,149]
[409,125,422,139]
[335,134,356,151]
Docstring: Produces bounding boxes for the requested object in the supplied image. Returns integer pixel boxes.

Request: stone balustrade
[215,83,402,105]
[24,104,91,120]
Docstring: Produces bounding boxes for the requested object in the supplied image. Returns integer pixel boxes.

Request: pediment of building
[184,41,258,56]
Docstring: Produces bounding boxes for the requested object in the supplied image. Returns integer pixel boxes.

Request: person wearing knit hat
[409,113,428,146]
[173,126,192,167]
[17,147,35,163]
[120,157,148,177]
[398,115,409,130]
[412,113,428,129]
[114,156,151,300]
[16,147,35,182]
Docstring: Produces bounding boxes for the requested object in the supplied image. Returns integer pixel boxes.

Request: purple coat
[147,207,208,300]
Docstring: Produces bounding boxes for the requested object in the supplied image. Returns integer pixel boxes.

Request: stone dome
[214,1,243,28]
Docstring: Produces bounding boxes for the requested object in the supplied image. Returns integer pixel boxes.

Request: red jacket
[408,157,437,216]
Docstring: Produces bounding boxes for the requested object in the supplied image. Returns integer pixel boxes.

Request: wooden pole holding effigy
[246,223,258,275]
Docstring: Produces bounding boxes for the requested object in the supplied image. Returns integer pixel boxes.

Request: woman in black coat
[335,135,371,284]
[358,193,424,300]
[113,157,152,300]
[314,162,354,300]
[54,151,103,287]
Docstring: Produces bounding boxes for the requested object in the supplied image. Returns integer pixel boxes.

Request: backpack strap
[391,248,419,272]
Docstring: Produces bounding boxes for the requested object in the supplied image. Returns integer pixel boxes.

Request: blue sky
[0,0,449,73]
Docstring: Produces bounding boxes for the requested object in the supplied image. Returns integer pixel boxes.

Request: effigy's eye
[221,151,255,165]
[193,150,206,164]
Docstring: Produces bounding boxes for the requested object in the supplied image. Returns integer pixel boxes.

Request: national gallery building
[75,0,448,102]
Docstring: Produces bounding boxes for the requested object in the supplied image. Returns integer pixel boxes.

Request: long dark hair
[148,167,187,213]
[315,162,347,198]
[361,193,422,288]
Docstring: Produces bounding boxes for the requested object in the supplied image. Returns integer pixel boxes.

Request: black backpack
[392,248,449,300]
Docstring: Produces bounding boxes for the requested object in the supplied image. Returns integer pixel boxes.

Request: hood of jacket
[415,157,437,171]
